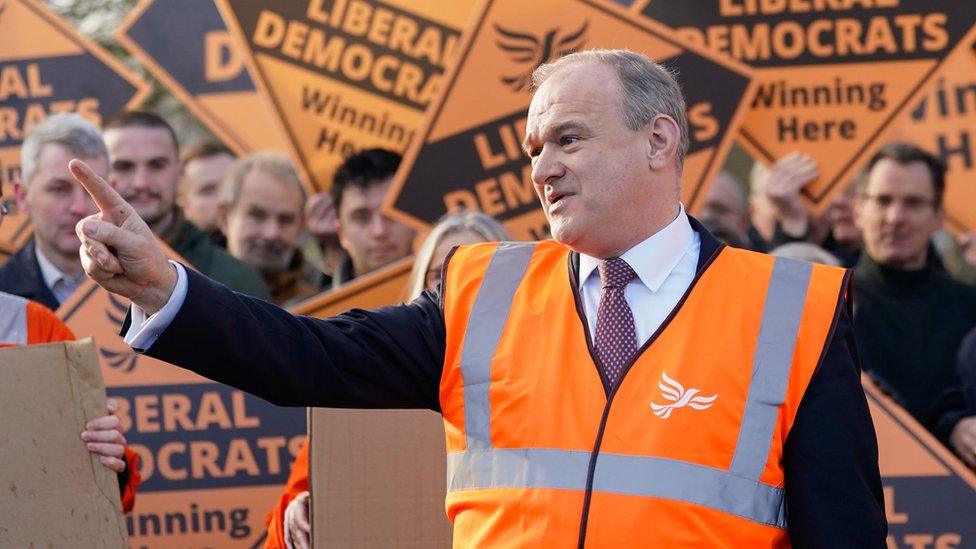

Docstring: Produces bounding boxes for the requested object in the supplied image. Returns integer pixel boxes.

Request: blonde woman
[405,211,511,298]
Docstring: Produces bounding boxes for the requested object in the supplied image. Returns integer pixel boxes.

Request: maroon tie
[595,257,639,388]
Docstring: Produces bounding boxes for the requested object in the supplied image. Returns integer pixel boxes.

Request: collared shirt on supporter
[34,246,84,307]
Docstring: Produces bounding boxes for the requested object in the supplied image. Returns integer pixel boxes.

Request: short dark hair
[102,110,180,154]
[859,142,946,207]
[330,148,401,213]
[181,140,234,165]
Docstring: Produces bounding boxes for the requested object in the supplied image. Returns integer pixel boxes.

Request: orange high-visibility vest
[440,241,848,547]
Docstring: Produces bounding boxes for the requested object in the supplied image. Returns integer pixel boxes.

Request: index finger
[69,159,130,219]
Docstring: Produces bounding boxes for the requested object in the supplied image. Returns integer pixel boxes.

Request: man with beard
[0,114,105,309]
[220,151,321,305]
[101,111,269,299]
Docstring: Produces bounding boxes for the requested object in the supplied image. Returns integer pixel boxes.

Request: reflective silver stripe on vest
[461,242,537,450]
[450,249,810,529]
[0,292,29,346]
[730,257,813,481]
[447,449,786,528]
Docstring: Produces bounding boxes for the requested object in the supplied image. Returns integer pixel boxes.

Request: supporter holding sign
[0,184,140,513]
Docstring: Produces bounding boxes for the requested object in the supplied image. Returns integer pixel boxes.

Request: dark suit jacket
[0,240,60,310]
[133,221,887,547]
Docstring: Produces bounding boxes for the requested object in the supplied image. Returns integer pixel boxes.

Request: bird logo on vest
[650,372,717,419]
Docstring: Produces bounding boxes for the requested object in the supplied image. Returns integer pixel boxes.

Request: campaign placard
[885,37,976,234]
[116,0,287,155]
[0,0,150,253]
[57,252,306,548]
[214,0,478,194]
[865,376,976,547]
[633,0,976,213]
[383,0,756,241]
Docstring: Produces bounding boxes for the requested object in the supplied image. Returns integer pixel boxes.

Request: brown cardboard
[0,339,128,547]
[299,259,451,547]
[309,407,450,548]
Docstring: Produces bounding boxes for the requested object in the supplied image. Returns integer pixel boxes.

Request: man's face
[524,62,657,258]
[336,177,415,276]
[854,158,943,270]
[104,126,181,229]
[224,169,305,275]
[15,143,102,260]
[181,153,234,233]
[701,172,749,239]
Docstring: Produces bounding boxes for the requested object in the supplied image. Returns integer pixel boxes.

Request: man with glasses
[852,142,976,466]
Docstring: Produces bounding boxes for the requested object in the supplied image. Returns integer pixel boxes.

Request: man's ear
[646,114,681,171]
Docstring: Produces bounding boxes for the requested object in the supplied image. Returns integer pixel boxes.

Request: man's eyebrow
[522,120,588,152]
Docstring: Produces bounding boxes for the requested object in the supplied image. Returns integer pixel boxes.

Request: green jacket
[165,219,271,301]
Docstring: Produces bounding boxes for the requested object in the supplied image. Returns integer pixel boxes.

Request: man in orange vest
[73,49,885,546]
[0,289,141,512]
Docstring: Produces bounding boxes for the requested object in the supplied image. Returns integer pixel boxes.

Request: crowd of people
[1,81,975,544]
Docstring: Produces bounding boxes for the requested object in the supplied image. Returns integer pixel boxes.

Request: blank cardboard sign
[0,340,127,548]
[309,408,451,548]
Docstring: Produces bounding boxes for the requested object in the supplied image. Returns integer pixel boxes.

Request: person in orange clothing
[265,212,510,549]
[0,288,142,512]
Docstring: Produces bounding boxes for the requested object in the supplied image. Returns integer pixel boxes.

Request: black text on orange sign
[248,0,458,110]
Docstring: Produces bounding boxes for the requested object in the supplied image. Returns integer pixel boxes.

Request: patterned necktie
[594,257,639,388]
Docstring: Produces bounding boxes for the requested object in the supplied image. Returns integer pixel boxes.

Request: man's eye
[559,135,579,146]
[529,147,543,158]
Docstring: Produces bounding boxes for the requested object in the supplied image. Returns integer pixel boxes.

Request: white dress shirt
[578,206,700,345]
[126,208,701,350]
[35,246,86,306]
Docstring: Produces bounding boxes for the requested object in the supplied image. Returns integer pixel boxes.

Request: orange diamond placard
[0,0,150,256]
[633,0,976,213]
[383,0,757,240]
[116,0,287,155]
[214,0,478,194]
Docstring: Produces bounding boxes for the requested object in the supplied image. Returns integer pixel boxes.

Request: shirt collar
[34,245,79,290]
[578,205,695,293]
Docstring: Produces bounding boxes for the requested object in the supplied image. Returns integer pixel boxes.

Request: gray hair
[531,49,690,170]
[406,211,512,300]
[20,113,107,186]
[770,243,841,266]
[221,151,306,210]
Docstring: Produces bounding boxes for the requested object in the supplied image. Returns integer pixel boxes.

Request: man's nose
[370,214,390,238]
[530,144,565,187]
[133,166,152,189]
[69,186,96,217]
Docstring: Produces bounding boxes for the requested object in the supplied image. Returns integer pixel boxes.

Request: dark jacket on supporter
[853,251,976,444]
[158,210,271,300]
[127,220,886,546]
[956,327,976,412]
[0,239,60,310]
